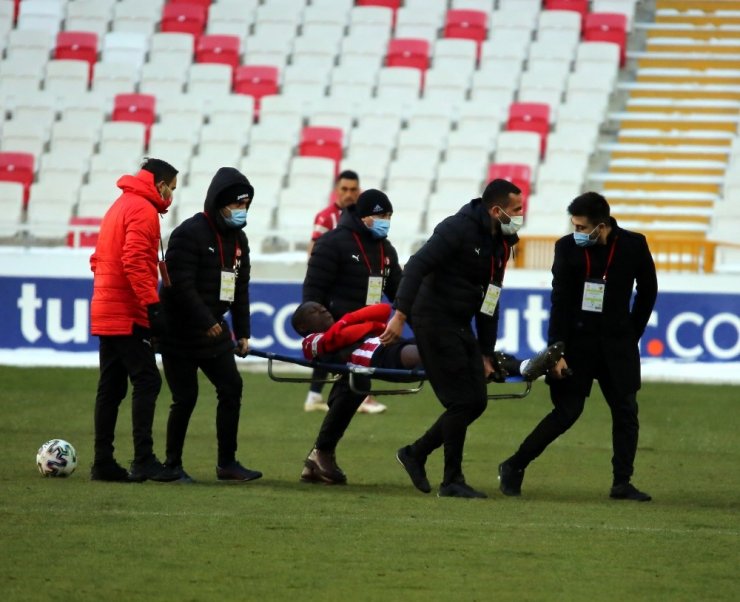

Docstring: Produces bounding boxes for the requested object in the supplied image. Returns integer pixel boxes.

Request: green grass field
[0,366,737,602]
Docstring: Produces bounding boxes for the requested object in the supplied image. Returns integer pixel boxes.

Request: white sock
[305,391,323,405]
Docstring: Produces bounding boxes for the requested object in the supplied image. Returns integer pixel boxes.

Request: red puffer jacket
[90,170,171,336]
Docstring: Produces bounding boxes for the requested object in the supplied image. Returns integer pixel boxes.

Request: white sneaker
[356,396,387,414]
[304,391,329,413]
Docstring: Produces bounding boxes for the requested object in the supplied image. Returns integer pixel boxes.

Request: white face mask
[497,209,524,235]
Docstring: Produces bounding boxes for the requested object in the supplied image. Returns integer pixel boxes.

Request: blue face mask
[368,218,390,239]
[224,208,247,228]
[573,225,600,247]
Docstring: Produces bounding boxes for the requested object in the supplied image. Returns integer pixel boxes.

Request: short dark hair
[291,301,325,336]
[568,192,610,225]
[141,157,178,185]
[336,169,359,184]
[481,179,521,209]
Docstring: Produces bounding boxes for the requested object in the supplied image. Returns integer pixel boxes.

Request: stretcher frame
[248,350,532,399]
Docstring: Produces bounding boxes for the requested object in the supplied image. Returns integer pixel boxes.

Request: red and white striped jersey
[349,336,382,367]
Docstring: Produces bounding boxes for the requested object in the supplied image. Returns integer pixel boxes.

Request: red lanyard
[352,232,385,275]
[203,212,239,270]
[585,236,618,282]
[490,241,509,283]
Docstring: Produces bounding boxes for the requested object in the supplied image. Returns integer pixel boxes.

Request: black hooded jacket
[393,198,518,356]
[159,167,252,358]
[302,205,402,320]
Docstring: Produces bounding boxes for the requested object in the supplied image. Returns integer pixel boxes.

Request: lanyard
[203,212,239,270]
[489,240,509,283]
[352,232,385,275]
[585,236,618,282]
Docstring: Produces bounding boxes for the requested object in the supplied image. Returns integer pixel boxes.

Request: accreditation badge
[582,279,605,313]
[220,270,236,302]
[366,276,383,305]
[480,283,502,316]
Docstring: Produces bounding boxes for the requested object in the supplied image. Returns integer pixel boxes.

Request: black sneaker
[128,456,167,482]
[498,461,525,496]
[522,341,565,381]
[396,446,431,493]
[438,482,487,499]
[150,463,194,483]
[90,459,129,482]
[216,460,263,482]
[610,482,652,502]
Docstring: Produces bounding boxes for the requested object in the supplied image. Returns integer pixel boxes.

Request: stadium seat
[592,0,637,31]
[1,119,46,158]
[208,93,255,128]
[376,66,422,104]
[487,163,532,210]
[544,0,588,21]
[112,93,156,145]
[17,0,64,36]
[233,65,280,118]
[0,152,35,205]
[67,217,102,248]
[433,38,478,74]
[0,182,24,238]
[507,102,551,157]
[386,39,430,81]
[102,31,149,72]
[298,127,343,175]
[207,0,254,40]
[44,59,90,102]
[443,9,487,58]
[584,13,628,67]
[423,67,470,105]
[113,0,160,36]
[349,6,394,40]
[495,131,541,174]
[99,121,147,156]
[187,63,234,101]
[65,1,112,39]
[91,61,139,103]
[170,0,212,8]
[395,6,443,44]
[161,3,207,37]
[196,34,240,70]
[55,32,98,83]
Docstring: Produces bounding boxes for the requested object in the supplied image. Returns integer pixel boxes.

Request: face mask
[497,209,523,235]
[573,225,601,247]
[224,208,247,228]
[368,218,390,239]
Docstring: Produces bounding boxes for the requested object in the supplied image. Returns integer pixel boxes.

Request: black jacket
[159,167,251,358]
[394,198,517,356]
[303,206,402,319]
[548,217,658,395]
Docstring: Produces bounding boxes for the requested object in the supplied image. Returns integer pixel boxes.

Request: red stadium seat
[487,163,532,210]
[161,2,207,37]
[506,102,550,158]
[168,0,212,8]
[356,0,401,26]
[112,94,156,145]
[196,34,240,70]
[545,0,589,22]
[584,13,628,66]
[0,152,34,205]
[55,31,98,83]
[67,217,101,248]
[299,127,343,174]
[443,9,487,60]
[387,38,430,72]
[234,65,279,119]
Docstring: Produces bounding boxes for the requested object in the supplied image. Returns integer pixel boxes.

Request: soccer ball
[36,439,77,477]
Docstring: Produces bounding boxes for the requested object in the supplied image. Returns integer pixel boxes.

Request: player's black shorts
[370,338,415,370]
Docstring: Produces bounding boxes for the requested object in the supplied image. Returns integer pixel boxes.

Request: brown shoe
[304,448,347,485]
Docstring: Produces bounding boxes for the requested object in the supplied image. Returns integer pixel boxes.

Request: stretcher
[248,350,532,400]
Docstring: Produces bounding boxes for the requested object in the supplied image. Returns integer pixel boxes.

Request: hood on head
[117,170,171,214]
[204,167,254,215]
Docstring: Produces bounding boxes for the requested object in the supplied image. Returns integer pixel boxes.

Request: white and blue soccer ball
[36,439,77,477]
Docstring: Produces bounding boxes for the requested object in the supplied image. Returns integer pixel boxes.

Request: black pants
[309,367,328,395]
[94,332,162,465]
[409,322,488,486]
[161,349,243,467]
[508,354,640,484]
[314,372,369,452]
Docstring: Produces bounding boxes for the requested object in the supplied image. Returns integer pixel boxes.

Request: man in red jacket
[89,158,179,482]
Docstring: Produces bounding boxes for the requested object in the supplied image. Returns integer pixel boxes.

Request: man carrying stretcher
[291,301,564,485]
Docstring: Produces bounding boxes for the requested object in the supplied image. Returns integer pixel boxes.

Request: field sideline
[1,366,738,601]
